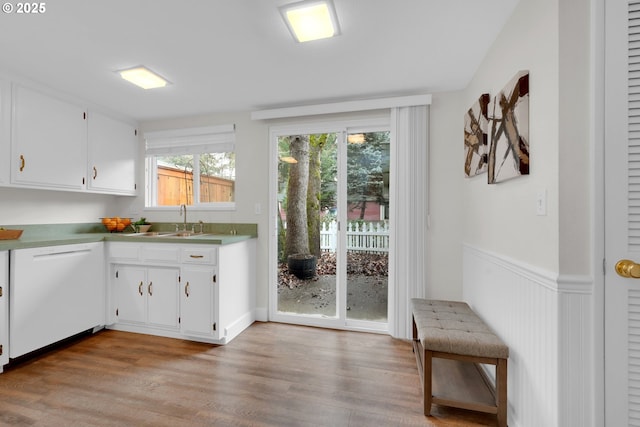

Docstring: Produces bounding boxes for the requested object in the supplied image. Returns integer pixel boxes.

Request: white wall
[0,187,119,224]
[427,91,465,300]
[435,0,596,425]
[131,112,270,317]
[462,0,560,273]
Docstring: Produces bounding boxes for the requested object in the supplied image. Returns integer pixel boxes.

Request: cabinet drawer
[108,242,140,260]
[181,247,217,265]
[142,246,180,262]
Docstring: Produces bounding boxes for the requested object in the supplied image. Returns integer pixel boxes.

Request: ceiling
[0,0,520,121]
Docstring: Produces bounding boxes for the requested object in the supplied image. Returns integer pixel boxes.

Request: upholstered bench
[411,298,509,427]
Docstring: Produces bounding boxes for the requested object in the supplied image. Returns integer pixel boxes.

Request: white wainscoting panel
[462,244,594,427]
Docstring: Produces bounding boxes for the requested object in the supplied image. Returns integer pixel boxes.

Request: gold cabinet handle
[19,155,25,172]
[189,254,204,259]
[148,281,153,296]
[616,259,640,278]
[185,282,190,297]
[138,281,143,296]
[93,166,98,179]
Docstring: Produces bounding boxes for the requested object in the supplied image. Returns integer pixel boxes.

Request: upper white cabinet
[0,79,10,186]
[11,84,87,190]
[87,111,138,195]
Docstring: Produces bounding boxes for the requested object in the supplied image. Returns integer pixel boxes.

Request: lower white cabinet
[9,243,104,358]
[180,265,218,338]
[107,240,255,344]
[0,251,8,371]
[113,265,179,330]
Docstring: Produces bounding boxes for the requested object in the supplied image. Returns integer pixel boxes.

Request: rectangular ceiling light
[280,0,340,43]
[118,66,169,89]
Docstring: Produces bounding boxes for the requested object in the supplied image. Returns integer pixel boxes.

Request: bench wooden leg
[424,349,433,416]
[496,358,508,427]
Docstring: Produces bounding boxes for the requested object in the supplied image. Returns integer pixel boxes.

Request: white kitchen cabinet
[87,111,138,195]
[0,251,8,371]
[180,265,218,339]
[106,240,255,344]
[11,84,87,190]
[10,243,104,358]
[113,264,179,330]
[0,78,10,185]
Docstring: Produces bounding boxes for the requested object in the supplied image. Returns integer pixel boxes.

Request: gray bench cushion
[411,298,509,359]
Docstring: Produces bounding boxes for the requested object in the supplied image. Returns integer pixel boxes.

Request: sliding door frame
[268,116,392,333]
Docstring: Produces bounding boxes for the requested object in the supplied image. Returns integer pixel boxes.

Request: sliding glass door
[345,130,390,323]
[271,122,390,331]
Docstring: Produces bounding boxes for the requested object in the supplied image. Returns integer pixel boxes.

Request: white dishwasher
[10,242,104,358]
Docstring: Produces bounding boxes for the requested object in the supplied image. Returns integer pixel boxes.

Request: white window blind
[144,124,235,155]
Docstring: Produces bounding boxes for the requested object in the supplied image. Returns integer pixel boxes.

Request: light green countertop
[0,223,257,251]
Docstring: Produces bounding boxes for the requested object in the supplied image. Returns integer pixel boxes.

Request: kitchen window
[144,124,236,209]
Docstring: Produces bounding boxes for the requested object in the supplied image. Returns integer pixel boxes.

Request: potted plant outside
[287,253,317,280]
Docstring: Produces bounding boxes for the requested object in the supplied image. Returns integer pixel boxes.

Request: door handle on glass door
[615,259,640,278]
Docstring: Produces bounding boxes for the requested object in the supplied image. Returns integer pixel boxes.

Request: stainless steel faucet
[179,204,187,231]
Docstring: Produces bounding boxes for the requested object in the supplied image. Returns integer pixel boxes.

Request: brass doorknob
[615,259,640,278]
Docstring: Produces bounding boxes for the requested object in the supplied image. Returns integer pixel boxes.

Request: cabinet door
[11,84,86,190]
[87,111,138,195]
[180,266,217,338]
[0,251,8,369]
[0,79,9,186]
[146,267,179,330]
[114,265,147,325]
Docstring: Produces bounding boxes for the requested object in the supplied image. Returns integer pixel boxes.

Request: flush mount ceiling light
[117,66,169,89]
[280,0,340,43]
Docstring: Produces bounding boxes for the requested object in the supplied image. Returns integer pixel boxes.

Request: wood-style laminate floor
[0,322,497,426]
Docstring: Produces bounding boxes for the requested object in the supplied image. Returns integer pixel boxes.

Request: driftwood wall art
[487,70,530,184]
[464,71,530,184]
[464,93,490,177]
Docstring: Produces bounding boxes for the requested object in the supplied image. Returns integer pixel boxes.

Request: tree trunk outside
[307,135,324,258]
[285,135,310,256]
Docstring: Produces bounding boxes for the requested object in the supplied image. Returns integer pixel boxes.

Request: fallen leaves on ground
[279,252,388,289]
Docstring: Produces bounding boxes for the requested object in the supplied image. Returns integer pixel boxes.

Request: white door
[605,1,640,425]
[270,122,390,332]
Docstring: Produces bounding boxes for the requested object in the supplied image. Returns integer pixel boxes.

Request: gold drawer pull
[19,155,25,172]
[185,282,190,297]
[189,254,204,259]
[148,281,153,296]
[93,166,98,179]
[138,281,143,296]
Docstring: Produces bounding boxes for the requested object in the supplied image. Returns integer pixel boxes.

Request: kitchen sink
[126,231,222,238]
[129,231,176,237]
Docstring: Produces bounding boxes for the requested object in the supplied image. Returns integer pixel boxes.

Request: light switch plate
[536,189,547,216]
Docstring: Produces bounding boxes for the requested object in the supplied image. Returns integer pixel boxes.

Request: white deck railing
[320,220,389,253]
